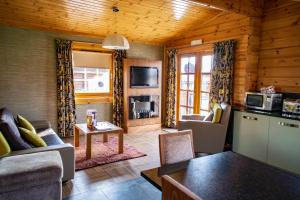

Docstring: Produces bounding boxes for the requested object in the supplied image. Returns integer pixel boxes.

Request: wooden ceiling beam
[191,0,263,17]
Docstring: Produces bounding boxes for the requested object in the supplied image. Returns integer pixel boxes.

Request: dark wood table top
[141,152,300,200]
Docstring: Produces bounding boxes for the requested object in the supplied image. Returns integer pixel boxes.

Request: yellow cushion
[0,131,11,156]
[212,103,222,123]
[19,127,47,147]
[17,115,36,134]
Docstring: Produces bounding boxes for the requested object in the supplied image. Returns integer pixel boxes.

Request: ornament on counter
[260,85,276,94]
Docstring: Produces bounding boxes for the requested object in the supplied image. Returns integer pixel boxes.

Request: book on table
[95,122,112,131]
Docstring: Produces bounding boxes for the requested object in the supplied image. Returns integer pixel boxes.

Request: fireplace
[129,95,159,119]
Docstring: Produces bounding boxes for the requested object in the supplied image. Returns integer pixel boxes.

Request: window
[199,55,212,116]
[179,56,195,116]
[73,67,110,93]
[177,54,213,120]
[72,50,113,104]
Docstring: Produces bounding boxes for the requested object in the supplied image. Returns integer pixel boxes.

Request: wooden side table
[74,122,124,159]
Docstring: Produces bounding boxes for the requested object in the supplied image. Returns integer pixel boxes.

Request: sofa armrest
[30,120,51,132]
[0,151,62,193]
[181,114,205,121]
[5,143,73,156]
[5,144,75,181]
[178,120,224,132]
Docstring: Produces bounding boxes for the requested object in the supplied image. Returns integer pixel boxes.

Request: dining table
[141,151,300,200]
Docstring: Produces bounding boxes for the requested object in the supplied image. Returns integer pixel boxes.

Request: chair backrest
[159,130,195,166]
[162,175,202,200]
[220,103,232,129]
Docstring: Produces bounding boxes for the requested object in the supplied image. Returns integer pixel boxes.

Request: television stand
[123,58,162,133]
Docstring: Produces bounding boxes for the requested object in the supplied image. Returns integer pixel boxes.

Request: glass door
[199,55,213,116]
[178,55,196,118]
[177,53,213,121]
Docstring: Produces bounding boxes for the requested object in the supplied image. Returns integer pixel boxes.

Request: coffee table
[74,121,124,159]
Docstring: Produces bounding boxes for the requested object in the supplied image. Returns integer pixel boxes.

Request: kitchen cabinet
[233,111,269,162]
[233,110,300,175]
[268,117,300,175]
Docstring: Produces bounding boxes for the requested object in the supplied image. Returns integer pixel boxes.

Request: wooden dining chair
[159,130,195,165]
[162,175,202,200]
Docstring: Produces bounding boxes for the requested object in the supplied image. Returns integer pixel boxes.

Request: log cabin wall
[257,0,300,93]
[165,12,261,106]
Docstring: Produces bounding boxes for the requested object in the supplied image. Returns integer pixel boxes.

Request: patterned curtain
[210,40,236,105]
[165,49,177,128]
[56,39,76,137]
[112,50,127,128]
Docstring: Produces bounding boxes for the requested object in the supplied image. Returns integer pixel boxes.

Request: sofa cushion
[17,115,36,134]
[38,128,64,146]
[19,127,47,147]
[212,103,222,123]
[0,131,11,156]
[0,151,63,193]
[0,108,31,150]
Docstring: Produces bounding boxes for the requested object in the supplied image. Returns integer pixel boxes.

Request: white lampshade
[102,34,130,50]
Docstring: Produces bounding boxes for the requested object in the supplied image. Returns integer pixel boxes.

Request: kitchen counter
[233,106,300,121]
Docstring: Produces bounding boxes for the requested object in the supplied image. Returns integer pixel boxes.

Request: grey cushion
[41,134,64,146]
[0,151,63,193]
[0,108,31,150]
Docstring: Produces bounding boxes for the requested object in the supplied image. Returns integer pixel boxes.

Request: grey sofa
[178,103,231,154]
[0,151,63,200]
[0,108,74,182]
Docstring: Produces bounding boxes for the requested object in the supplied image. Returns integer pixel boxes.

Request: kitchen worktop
[233,106,300,121]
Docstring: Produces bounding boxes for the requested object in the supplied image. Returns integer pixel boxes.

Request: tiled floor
[63,129,166,200]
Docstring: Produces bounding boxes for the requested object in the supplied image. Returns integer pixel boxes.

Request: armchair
[178,103,231,154]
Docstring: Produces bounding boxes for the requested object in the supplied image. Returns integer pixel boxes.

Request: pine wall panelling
[165,12,260,106]
[257,0,300,92]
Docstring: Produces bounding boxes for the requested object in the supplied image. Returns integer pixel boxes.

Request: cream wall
[0,26,163,131]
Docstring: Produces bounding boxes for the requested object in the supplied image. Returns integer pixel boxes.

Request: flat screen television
[130,66,159,88]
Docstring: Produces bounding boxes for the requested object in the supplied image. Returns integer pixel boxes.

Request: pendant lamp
[102,6,130,50]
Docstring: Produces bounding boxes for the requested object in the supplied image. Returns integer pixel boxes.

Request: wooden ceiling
[0,0,222,45]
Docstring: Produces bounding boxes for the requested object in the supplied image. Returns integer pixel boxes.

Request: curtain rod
[165,42,213,50]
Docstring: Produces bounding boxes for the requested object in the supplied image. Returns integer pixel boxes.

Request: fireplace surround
[129,95,159,119]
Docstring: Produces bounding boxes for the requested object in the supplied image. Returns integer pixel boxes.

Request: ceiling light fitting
[102,6,130,50]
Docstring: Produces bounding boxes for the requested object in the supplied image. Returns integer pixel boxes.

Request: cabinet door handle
[278,122,299,128]
[242,116,258,121]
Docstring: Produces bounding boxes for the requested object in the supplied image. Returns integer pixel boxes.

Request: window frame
[176,52,213,121]
[71,41,114,104]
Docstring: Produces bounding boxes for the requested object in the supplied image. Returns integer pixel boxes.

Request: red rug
[75,137,146,170]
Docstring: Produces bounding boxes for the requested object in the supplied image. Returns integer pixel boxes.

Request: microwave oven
[245,92,282,111]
